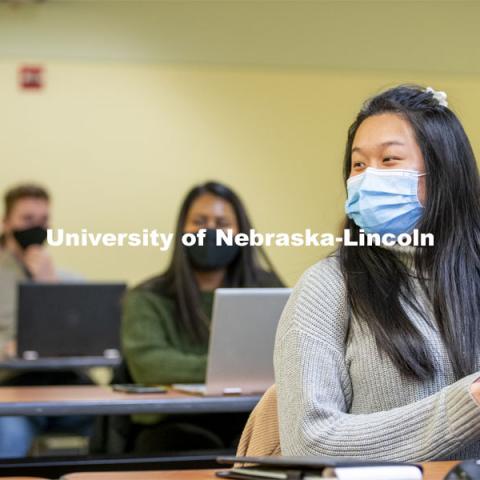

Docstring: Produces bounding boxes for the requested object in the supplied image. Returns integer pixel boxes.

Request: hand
[470,380,480,405]
[23,246,58,281]
[2,340,16,359]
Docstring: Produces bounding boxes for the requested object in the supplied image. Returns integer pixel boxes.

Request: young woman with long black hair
[122,180,283,452]
[274,85,480,461]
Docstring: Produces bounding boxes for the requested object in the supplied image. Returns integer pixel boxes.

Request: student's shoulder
[0,248,24,278]
[276,253,347,342]
[297,253,344,294]
[124,279,174,313]
[122,290,175,329]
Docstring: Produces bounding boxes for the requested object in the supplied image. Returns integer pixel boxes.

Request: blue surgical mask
[345,168,426,236]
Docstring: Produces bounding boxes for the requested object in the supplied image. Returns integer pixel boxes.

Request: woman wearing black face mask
[120,181,283,453]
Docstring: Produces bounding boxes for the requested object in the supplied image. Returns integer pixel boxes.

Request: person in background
[0,183,56,357]
[275,85,480,461]
[0,183,90,458]
[121,180,284,453]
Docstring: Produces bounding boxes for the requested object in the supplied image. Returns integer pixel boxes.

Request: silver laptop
[174,287,291,396]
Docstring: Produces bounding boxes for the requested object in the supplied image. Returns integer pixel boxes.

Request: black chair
[89,361,138,454]
[89,362,246,456]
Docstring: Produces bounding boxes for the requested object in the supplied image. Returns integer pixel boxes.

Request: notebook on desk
[173,288,291,396]
[216,456,423,480]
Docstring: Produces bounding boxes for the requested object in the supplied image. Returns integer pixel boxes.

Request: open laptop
[17,283,126,361]
[173,287,292,396]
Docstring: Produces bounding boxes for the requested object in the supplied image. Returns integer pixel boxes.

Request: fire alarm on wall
[19,65,44,90]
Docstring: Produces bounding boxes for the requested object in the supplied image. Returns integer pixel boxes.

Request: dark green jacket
[121,270,283,424]
[122,289,213,386]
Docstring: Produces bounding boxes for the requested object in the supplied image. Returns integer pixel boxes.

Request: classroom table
[60,461,459,480]
[0,385,261,416]
[0,357,121,371]
[0,478,48,480]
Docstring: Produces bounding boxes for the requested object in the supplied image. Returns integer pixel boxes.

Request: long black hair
[137,181,283,344]
[340,85,480,380]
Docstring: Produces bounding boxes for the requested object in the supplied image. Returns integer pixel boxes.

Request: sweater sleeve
[121,290,207,385]
[274,256,480,462]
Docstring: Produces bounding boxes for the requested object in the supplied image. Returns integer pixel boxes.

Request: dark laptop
[17,283,126,361]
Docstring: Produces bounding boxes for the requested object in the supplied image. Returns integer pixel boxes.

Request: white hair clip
[425,86,448,107]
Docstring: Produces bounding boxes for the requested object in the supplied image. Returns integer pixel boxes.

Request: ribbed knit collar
[378,243,417,274]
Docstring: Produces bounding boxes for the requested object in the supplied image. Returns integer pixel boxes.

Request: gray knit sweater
[274,246,480,461]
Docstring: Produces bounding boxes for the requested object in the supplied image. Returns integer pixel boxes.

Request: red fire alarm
[19,65,44,90]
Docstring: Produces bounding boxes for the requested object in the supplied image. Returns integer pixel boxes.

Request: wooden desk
[0,385,261,416]
[63,470,218,480]
[0,478,48,480]
[61,462,459,480]
[0,357,121,371]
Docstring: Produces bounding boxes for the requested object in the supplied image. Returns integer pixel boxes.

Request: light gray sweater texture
[274,247,480,461]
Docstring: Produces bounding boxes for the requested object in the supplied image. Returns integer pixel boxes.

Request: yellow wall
[3,1,480,287]
[0,61,480,283]
[1,60,479,286]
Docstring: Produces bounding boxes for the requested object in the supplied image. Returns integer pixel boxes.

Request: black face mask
[185,228,240,272]
[12,226,48,250]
